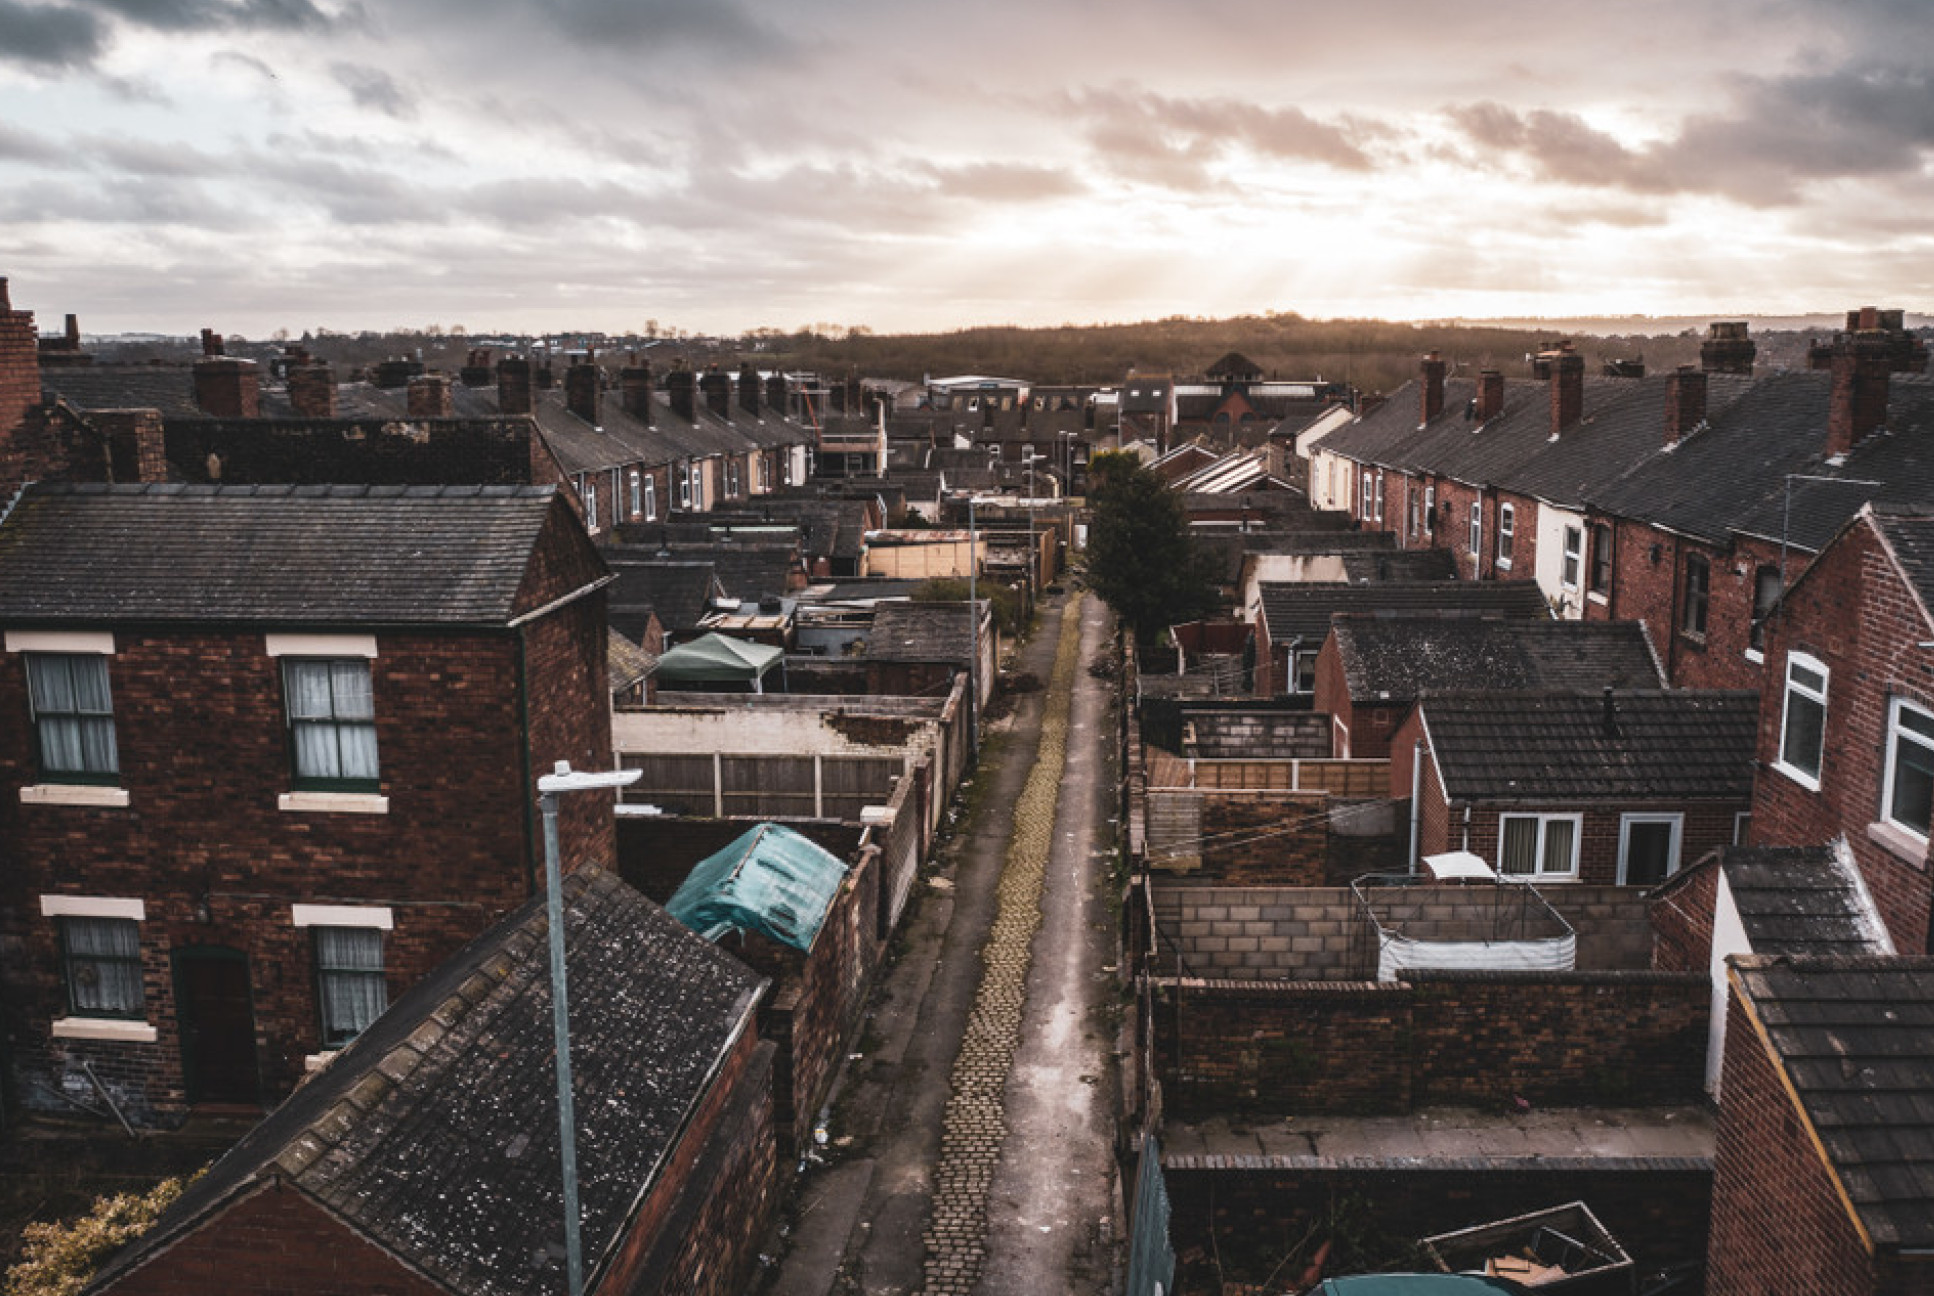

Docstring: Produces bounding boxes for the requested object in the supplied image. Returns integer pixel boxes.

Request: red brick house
[1750,504,1934,955]
[1707,954,1934,1295]
[85,867,779,1296]
[0,483,614,1123]
[1392,689,1758,885]
[1313,616,1660,760]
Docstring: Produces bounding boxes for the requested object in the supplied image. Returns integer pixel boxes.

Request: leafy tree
[1083,450,1220,644]
[911,577,1023,638]
[6,1172,198,1296]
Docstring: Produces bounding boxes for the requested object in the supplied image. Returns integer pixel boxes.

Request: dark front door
[175,949,259,1105]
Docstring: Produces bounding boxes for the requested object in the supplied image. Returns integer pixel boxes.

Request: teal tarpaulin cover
[653,632,783,683]
[665,823,850,952]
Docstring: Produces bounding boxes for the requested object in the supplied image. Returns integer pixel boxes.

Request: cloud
[0,119,65,163]
[90,0,330,32]
[1072,87,1383,189]
[1449,60,1934,206]
[331,60,414,118]
[921,161,1086,203]
[0,0,103,70]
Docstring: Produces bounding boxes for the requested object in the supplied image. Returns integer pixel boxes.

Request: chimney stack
[620,362,653,420]
[460,348,493,387]
[1602,686,1620,739]
[668,364,697,421]
[1420,351,1447,425]
[766,372,788,416]
[1475,369,1504,422]
[286,357,337,418]
[565,354,602,426]
[497,356,534,415]
[700,364,731,418]
[1,278,48,485]
[193,333,259,417]
[1549,342,1584,435]
[63,314,79,348]
[1700,321,1756,375]
[738,362,761,416]
[407,374,453,417]
[1664,366,1707,447]
[1826,339,1893,458]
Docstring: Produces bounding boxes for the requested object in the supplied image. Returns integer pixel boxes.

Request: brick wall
[1446,801,1744,887]
[1192,791,1330,884]
[93,1179,447,1294]
[1151,968,1707,1117]
[1150,884,1656,980]
[1752,517,1934,954]
[1494,489,1542,584]
[163,418,542,488]
[1163,1160,1711,1286]
[1706,984,1877,1294]
[1649,861,1719,974]
[0,289,43,486]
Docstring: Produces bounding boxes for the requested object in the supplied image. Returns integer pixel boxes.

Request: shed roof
[866,601,979,662]
[1257,580,1550,646]
[87,867,766,1296]
[654,632,782,682]
[1731,953,1934,1250]
[1331,617,1660,704]
[665,823,851,952]
[1420,688,1759,801]
[0,482,586,628]
[1721,842,1893,958]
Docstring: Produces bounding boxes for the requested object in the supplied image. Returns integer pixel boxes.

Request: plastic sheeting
[665,822,849,952]
[1376,931,1577,981]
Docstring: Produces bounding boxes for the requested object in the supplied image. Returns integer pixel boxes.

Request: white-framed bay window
[1498,812,1580,878]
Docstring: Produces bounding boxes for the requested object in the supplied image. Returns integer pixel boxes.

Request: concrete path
[758,589,1124,1295]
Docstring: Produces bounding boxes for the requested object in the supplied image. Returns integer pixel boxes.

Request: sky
[0,0,1930,336]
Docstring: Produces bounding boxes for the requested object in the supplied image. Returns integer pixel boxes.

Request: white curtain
[287,660,379,782]
[65,918,142,1015]
[317,926,386,1041]
[29,655,118,776]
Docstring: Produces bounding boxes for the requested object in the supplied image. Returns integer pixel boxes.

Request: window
[1590,523,1613,595]
[60,917,143,1019]
[1562,526,1583,589]
[628,469,642,519]
[726,459,740,498]
[1469,502,1482,557]
[1682,553,1709,638]
[1883,697,1934,839]
[314,926,386,1046]
[1408,490,1420,541]
[1749,565,1782,653]
[678,465,692,509]
[691,465,704,510]
[758,456,769,492]
[1361,473,1374,521]
[1423,485,1435,535]
[1497,503,1515,566]
[26,653,118,783]
[642,474,656,521]
[1374,473,1385,523]
[1498,813,1580,878]
[1777,651,1828,788]
[284,659,379,791]
[580,478,597,529]
[1618,813,1684,886]
[1733,811,1752,846]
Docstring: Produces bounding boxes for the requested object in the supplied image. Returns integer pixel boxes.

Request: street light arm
[538,761,644,794]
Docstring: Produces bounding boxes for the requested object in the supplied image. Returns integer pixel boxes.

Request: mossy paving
[919,594,1084,1295]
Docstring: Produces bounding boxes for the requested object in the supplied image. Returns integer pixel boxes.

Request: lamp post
[967,494,979,756]
[537,760,642,1296]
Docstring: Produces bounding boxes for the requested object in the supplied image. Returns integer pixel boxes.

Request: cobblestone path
[918,594,1085,1295]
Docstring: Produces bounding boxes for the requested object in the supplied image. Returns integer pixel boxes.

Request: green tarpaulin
[654,632,783,684]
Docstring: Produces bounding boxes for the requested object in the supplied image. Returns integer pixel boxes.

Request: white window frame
[1881,696,1934,841]
[1561,525,1583,590]
[1776,651,1828,790]
[580,476,597,530]
[628,468,642,519]
[1360,472,1374,521]
[1497,503,1515,568]
[642,473,657,521]
[1616,812,1684,885]
[678,465,692,509]
[1468,502,1482,558]
[1374,472,1385,523]
[1497,812,1581,879]
[1423,485,1435,535]
[1733,811,1752,845]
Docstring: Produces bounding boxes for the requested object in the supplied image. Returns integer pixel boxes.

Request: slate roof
[1420,688,1759,801]
[1257,580,1551,646]
[866,601,978,662]
[0,483,578,628]
[87,867,767,1296]
[1721,842,1893,958]
[607,626,658,691]
[1330,617,1661,703]
[1873,509,1934,622]
[604,559,724,634]
[40,365,205,417]
[1339,549,1456,582]
[1730,953,1934,1250]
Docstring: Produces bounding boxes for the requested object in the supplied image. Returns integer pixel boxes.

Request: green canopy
[654,632,783,686]
[665,823,850,952]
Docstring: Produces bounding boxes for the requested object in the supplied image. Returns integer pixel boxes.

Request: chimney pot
[1700,321,1755,375]
[0,278,9,311]
[407,374,453,418]
[287,360,337,418]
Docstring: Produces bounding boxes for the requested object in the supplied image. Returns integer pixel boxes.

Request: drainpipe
[1408,739,1424,875]
[1461,804,1472,853]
